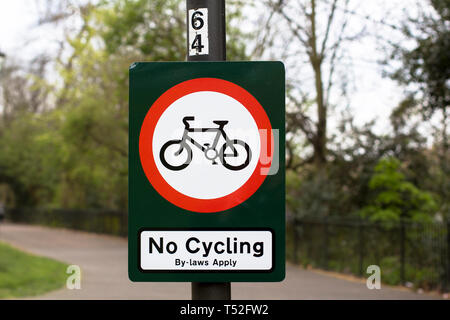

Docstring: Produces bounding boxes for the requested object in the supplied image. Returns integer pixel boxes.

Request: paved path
[0,223,441,300]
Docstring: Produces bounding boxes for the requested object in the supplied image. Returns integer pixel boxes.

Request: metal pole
[446,220,450,292]
[358,220,364,277]
[322,218,329,270]
[400,220,405,285]
[186,0,230,300]
[192,282,230,300]
[293,218,299,264]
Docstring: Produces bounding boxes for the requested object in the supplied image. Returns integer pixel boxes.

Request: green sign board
[128,61,285,282]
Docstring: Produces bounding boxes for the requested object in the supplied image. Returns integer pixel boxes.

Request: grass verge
[0,241,68,299]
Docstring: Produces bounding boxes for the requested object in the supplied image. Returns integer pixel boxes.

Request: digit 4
[191,34,204,53]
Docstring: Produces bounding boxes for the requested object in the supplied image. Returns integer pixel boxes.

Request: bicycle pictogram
[159,116,252,171]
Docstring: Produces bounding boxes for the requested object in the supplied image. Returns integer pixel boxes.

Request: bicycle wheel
[220,139,252,171]
[159,140,192,171]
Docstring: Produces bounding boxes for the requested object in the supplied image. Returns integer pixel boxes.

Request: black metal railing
[287,216,450,292]
[4,208,449,291]
[5,208,127,237]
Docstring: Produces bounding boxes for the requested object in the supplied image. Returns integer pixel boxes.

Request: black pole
[400,220,405,285]
[322,218,329,270]
[358,220,364,277]
[293,218,299,264]
[0,51,6,73]
[186,0,230,300]
[446,220,450,292]
[192,282,231,300]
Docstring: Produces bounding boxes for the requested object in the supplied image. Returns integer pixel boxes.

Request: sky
[0,1,430,138]
[0,1,39,58]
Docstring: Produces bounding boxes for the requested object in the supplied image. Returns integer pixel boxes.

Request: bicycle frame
[176,120,236,156]
[182,127,226,151]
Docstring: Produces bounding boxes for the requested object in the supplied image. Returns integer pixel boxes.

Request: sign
[139,77,273,213]
[140,230,272,271]
[129,62,285,282]
[188,8,209,56]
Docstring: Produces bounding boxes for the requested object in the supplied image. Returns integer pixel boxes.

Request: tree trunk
[313,59,327,166]
[310,0,327,166]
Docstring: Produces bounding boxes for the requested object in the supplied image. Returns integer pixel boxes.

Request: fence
[287,216,450,292]
[5,208,127,237]
[4,208,449,291]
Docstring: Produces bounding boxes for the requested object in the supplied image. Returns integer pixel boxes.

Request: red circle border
[139,78,273,213]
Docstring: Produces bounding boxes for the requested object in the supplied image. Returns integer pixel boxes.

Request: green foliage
[97,0,185,60]
[0,241,68,298]
[390,0,450,117]
[289,167,342,218]
[378,256,438,289]
[0,111,63,206]
[360,157,437,223]
[287,107,441,220]
[96,0,249,61]
[378,256,402,285]
[286,170,301,212]
[287,218,446,290]
[385,0,450,219]
[0,0,251,210]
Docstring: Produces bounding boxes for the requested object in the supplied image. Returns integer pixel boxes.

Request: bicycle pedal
[212,161,218,165]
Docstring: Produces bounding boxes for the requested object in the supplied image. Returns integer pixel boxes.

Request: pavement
[0,223,442,300]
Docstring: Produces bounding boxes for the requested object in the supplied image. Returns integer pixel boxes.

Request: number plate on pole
[188,8,209,56]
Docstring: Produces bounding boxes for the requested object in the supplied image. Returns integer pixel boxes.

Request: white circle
[152,91,261,200]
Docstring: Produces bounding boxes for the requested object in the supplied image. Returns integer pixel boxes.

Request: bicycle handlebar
[183,116,195,128]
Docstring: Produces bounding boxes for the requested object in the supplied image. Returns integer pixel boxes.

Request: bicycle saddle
[213,120,228,126]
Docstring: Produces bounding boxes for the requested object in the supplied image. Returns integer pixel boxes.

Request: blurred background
[0,0,448,296]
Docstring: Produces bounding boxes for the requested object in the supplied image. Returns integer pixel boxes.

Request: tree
[0,0,252,209]
[52,0,250,209]
[360,157,437,223]
[260,0,365,168]
[0,56,50,125]
[0,55,55,207]
[389,0,449,121]
[0,111,63,207]
[387,0,449,217]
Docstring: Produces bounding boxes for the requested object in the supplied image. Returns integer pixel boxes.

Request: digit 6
[191,11,204,30]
